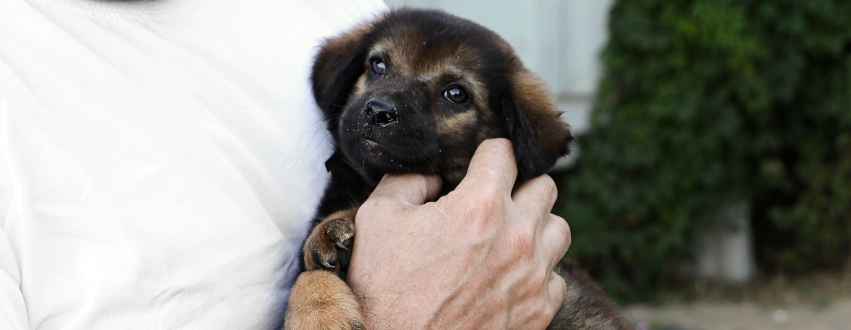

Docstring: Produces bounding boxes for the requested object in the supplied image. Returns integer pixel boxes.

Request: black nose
[363,99,397,127]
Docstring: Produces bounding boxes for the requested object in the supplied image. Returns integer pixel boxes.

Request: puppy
[285,8,631,330]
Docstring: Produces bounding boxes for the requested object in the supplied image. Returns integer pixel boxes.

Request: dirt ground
[622,298,851,330]
[616,269,851,330]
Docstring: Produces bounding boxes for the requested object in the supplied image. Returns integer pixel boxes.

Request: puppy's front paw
[285,270,365,330]
[304,209,357,274]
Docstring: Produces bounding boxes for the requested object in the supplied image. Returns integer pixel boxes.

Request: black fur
[302,8,629,330]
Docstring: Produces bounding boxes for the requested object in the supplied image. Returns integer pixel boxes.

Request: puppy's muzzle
[363,99,397,127]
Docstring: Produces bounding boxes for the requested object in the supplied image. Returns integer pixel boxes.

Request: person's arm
[348,138,571,329]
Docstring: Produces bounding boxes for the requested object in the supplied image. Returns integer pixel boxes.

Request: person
[0,0,571,329]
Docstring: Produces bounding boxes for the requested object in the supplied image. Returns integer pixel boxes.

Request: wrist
[357,287,430,330]
[354,273,504,330]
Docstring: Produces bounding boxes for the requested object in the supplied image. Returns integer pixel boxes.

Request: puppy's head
[312,8,572,188]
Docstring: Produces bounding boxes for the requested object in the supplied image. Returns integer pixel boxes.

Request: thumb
[455,138,518,196]
[368,173,443,207]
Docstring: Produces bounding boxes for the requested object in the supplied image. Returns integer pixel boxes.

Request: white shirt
[0,0,386,329]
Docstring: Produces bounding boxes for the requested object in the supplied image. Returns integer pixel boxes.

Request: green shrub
[556,0,851,302]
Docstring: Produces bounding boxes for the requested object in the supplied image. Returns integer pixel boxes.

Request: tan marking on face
[351,74,368,97]
[404,59,490,119]
[436,109,477,135]
[461,75,488,114]
[368,33,493,127]
[415,45,489,114]
[367,38,417,76]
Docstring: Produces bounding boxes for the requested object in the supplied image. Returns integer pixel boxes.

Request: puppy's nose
[363,99,397,127]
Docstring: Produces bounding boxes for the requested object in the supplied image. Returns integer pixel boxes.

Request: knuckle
[551,214,571,242]
[357,197,390,219]
[369,194,395,207]
[540,175,557,196]
[482,138,513,154]
[358,199,380,212]
[472,173,504,197]
[474,193,501,215]
[465,191,504,222]
[529,270,547,290]
[542,295,559,319]
[474,139,516,171]
[554,275,567,302]
[508,226,535,259]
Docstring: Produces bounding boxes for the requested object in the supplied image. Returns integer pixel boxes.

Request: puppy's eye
[370,58,386,75]
[444,86,469,104]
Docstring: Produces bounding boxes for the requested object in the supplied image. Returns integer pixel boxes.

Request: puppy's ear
[311,23,373,128]
[504,70,573,180]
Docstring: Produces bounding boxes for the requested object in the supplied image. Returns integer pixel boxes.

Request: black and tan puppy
[285,8,630,330]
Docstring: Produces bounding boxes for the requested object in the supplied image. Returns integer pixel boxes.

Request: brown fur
[549,260,634,330]
[302,209,357,272]
[285,270,364,330]
[287,8,629,330]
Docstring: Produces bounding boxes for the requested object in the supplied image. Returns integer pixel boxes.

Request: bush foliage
[556,0,851,302]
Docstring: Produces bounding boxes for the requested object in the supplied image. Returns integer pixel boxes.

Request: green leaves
[556,0,851,302]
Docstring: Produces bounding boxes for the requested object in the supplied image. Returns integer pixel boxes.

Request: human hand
[347,138,571,330]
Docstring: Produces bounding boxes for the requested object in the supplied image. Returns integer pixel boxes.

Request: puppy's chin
[340,135,443,180]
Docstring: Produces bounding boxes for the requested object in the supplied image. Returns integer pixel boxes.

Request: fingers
[512,174,558,220]
[369,173,442,207]
[456,138,518,196]
[513,174,568,272]
[541,214,571,271]
[547,271,567,307]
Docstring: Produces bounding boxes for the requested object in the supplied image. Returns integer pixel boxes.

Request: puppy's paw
[304,209,357,274]
[285,270,365,330]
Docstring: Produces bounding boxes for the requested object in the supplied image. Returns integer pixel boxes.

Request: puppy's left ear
[505,70,573,180]
[311,22,374,128]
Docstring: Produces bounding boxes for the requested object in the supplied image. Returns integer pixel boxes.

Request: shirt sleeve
[0,96,28,330]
